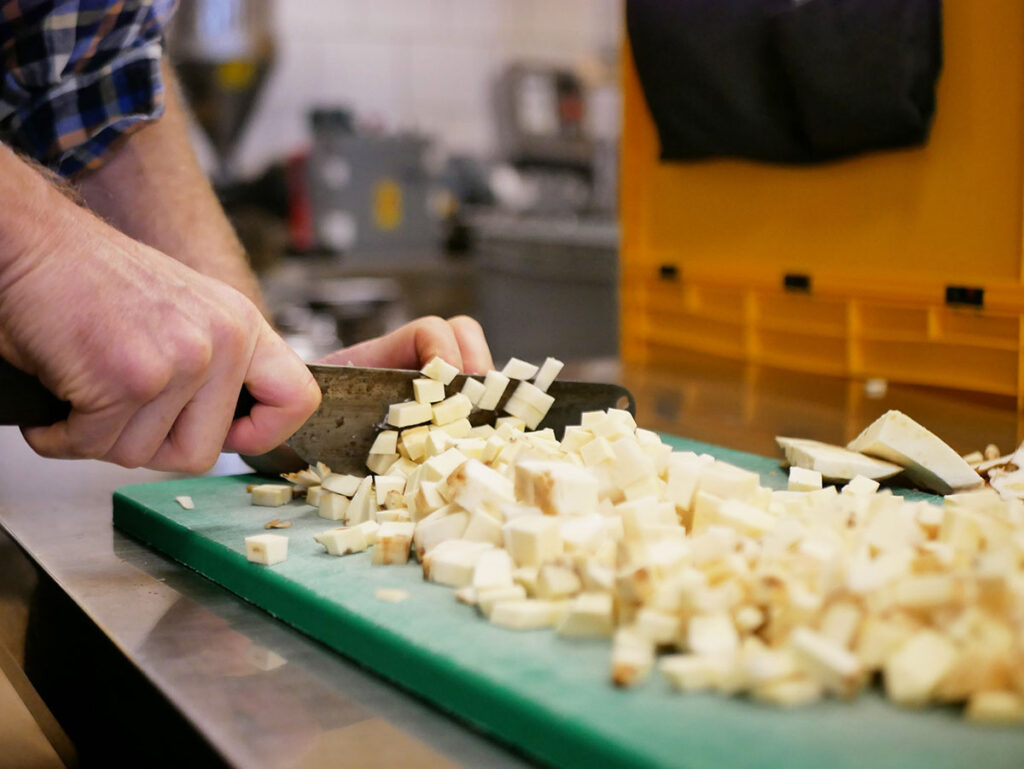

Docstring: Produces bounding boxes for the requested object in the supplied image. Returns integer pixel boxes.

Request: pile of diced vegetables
[242,356,1024,723]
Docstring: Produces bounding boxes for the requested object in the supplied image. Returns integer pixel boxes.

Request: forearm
[73,59,266,312]
[0,143,75,297]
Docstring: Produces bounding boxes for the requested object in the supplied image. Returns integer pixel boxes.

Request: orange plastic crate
[620,0,1024,404]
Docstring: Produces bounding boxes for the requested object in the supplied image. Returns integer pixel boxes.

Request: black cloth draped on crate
[626,0,943,164]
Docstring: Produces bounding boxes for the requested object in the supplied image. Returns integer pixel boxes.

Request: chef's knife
[0,358,635,473]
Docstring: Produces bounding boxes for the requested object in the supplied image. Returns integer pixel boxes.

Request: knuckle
[109,454,144,470]
[448,314,483,334]
[171,328,214,379]
[69,435,115,461]
[119,359,174,404]
[180,452,219,474]
[215,315,254,359]
[416,315,448,333]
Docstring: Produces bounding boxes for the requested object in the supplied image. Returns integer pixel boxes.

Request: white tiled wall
[218,0,621,176]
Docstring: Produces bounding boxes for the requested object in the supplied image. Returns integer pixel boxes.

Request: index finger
[317,316,465,371]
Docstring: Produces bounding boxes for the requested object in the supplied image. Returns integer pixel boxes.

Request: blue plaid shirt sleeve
[0,0,178,177]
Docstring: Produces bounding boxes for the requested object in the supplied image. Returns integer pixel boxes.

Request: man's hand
[0,153,320,472]
[316,316,494,374]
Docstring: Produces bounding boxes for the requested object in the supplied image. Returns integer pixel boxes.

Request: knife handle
[0,357,254,427]
[0,356,70,426]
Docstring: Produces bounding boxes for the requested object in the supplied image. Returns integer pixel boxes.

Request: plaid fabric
[0,0,177,176]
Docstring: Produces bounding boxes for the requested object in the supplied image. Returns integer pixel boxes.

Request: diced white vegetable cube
[660,654,735,693]
[372,522,415,565]
[501,357,539,380]
[175,495,195,510]
[453,438,487,460]
[432,392,473,426]
[580,436,615,467]
[508,381,554,412]
[318,490,350,521]
[472,548,515,590]
[501,394,546,430]
[314,526,368,556]
[697,461,762,503]
[374,475,406,506]
[375,508,412,523]
[321,473,362,496]
[789,627,862,696]
[413,378,446,404]
[884,630,958,706]
[751,676,824,707]
[557,592,614,638]
[535,564,582,600]
[421,448,469,483]
[399,425,431,462]
[532,357,564,392]
[447,459,515,514]
[413,510,469,556]
[355,520,380,544]
[514,460,599,517]
[366,453,398,475]
[477,370,510,411]
[489,598,565,630]
[250,484,293,507]
[438,418,472,438]
[420,356,459,385]
[245,533,288,565]
[843,474,880,496]
[422,539,493,588]
[387,400,433,428]
[347,475,378,525]
[966,691,1024,724]
[494,415,525,431]
[503,516,562,567]
[788,466,823,492]
[463,509,505,546]
[687,614,739,657]
[611,629,655,687]
[610,438,656,489]
[369,430,399,455]
[477,585,528,618]
[460,377,486,406]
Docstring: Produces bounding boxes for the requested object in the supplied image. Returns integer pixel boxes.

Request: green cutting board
[112,436,1024,769]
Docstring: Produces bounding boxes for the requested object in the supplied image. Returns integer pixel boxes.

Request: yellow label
[216,60,257,91]
[373,179,403,231]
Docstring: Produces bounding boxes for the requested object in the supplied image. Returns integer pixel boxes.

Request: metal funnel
[168,0,275,183]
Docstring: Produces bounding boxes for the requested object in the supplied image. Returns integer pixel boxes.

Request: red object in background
[558,92,584,127]
[286,151,315,252]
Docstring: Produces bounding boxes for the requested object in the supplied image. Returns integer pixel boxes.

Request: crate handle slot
[783,273,812,292]
[945,286,985,307]
[659,264,679,281]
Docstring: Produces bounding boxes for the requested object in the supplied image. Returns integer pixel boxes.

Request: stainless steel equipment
[168,0,275,183]
[494,64,593,170]
[304,109,438,256]
[472,212,619,363]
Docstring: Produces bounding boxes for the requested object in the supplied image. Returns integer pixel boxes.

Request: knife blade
[289,365,634,472]
[0,358,635,474]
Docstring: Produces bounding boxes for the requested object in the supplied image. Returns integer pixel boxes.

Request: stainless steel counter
[2,351,1021,767]
[0,430,529,768]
